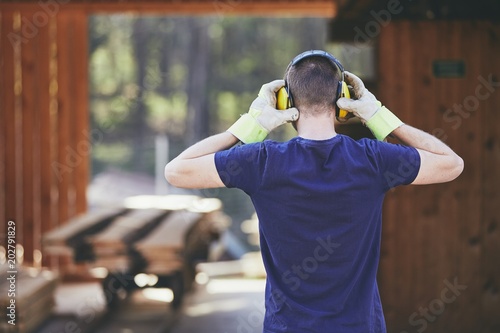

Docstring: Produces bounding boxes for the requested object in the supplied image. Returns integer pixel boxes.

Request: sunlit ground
[48,276,265,333]
[173,278,266,333]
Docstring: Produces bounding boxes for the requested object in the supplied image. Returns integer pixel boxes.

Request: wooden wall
[378,21,500,333]
[0,9,89,265]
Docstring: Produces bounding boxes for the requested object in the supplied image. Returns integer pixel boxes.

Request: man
[165,50,463,333]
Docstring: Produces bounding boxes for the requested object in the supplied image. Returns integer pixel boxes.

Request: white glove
[337,71,403,140]
[228,80,299,143]
[336,70,381,123]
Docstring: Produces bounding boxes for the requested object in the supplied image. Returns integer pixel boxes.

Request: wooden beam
[56,11,71,225]
[481,22,500,329]
[0,1,337,17]
[20,10,36,263]
[36,15,53,266]
[0,11,5,246]
[30,15,52,267]
[71,11,89,216]
[2,12,18,233]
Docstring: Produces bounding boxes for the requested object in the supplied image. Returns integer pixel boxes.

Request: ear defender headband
[276,50,351,120]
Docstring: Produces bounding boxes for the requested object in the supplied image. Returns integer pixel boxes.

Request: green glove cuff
[366,106,403,140]
[227,113,268,144]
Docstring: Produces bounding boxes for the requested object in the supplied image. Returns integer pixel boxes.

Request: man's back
[215,135,420,332]
[165,63,463,332]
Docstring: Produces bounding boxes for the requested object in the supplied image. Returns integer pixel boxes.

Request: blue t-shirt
[215,134,420,333]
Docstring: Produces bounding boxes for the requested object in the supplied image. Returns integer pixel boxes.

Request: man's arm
[337,71,464,185]
[165,80,299,189]
[391,125,464,184]
[164,132,238,189]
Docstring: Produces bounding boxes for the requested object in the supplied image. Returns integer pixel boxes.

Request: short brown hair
[284,56,341,115]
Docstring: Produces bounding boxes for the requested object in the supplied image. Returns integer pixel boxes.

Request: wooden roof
[2,0,499,20]
[0,0,337,17]
[335,0,500,21]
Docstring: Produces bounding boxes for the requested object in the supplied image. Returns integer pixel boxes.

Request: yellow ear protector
[276,50,351,121]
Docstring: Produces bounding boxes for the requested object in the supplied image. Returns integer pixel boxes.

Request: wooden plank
[50,14,62,268]
[415,21,458,332]
[451,21,483,333]
[379,21,422,331]
[411,21,436,316]
[436,21,468,332]
[376,21,398,326]
[55,11,72,226]
[0,268,57,333]
[89,209,168,272]
[92,255,135,272]
[71,11,89,216]
[135,210,202,251]
[29,12,52,267]
[0,270,57,310]
[0,11,7,246]
[12,11,24,257]
[391,22,416,325]
[0,1,337,17]
[439,20,462,318]
[65,10,78,219]
[406,21,429,326]
[0,11,5,245]
[480,21,500,329]
[33,14,52,266]
[89,208,168,255]
[0,11,15,220]
[20,10,36,264]
[416,20,444,321]
[41,17,59,267]
[2,12,17,231]
[43,207,126,249]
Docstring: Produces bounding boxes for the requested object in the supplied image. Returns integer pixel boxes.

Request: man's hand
[337,71,380,122]
[337,71,403,140]
[228,80,299,143]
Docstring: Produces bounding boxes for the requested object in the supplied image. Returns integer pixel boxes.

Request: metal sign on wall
[433,60,466,78]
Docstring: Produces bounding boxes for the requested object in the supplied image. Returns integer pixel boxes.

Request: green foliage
[145,91,188,135]
[89,15,329,176]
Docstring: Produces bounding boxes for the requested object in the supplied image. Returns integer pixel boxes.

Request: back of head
[285,56,341,116]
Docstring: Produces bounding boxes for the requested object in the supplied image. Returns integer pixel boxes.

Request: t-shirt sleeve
[214,143,266,194]
[372,140,421,191]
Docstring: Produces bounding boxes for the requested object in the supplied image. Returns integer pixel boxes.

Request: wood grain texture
[378,21,500,333]
[0,8,89,265]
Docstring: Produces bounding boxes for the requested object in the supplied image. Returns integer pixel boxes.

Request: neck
[296,110,338,140]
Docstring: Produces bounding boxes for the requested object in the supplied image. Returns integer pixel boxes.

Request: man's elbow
[444,154,464,182]
[451,155,465,180]
[164,161,184,188]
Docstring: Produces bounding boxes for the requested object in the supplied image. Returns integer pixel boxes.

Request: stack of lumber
[134,210,203,275]
[42,207,127,260]
[134,197,229,275]
[42,207,127,277]
[42,195,229,281]
[88,208,168,273]
[0,267,58,333]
